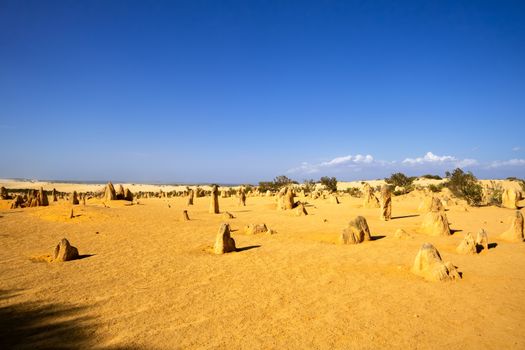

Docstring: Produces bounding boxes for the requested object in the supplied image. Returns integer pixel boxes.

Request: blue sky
[1,0,524,183]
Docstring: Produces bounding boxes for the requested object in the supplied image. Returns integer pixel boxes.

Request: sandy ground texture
[1,189,525,349]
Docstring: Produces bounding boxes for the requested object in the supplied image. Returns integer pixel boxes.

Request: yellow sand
[1,190,524,349]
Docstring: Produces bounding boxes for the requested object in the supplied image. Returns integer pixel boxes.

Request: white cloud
[354,154,374,163]
[512,147,521,152]
[319,154,374,167]
[287,154,376,174]
[402,152,455,164]
[320,155,353,166]
[488,159,525,168]
[287,151,525,178]
[402,152,477,168]
[456,158,479,167]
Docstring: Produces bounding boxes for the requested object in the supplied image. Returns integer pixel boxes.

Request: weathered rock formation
[380,185,392,221]
[71,191,79,205]
[362,183,379,208]
[502,189,519,209]
[53,238,79,262]
[456,232,477,255]
[295,202,308,216]
[38,187,49,206]
[214,223,236,254]
[124,188,133,201]
[222,212,234,219]
[187,189,194,205]
[340,216,372,244]
[209,185,220,214]
[419,196,444,213]
[245,223,268,235]
[411,243,461,281]
[420,202,451,236]
[104,182,117,202]
[116,185,125,199]
[476,229,489,252]
[0,186,9,199]
[238,188,246,206]
[500,210,524,242]
[277,187,295,210]
[10,195,24,209]
[394,228,411,239]
[329,195,339,204]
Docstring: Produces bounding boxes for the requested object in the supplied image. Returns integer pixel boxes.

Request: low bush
[444,168,483,206]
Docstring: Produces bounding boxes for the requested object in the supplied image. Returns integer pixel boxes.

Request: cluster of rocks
[410,194,524,281]
[26,180,524,286]
[276,187,296,210]
[5,186,108,209]
[10,187,49,208]
[103,182,134,202]
[456,229,489,255]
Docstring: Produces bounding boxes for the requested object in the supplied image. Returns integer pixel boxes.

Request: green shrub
[428,184,445,193]
[258,175,296,192]
[303,179,316,193]
[485,181,503,206]
[346,187,362,197]
[257,182,274,192]
[444,168,483,206]
[421,174,442,180]
[385,172,415,194]
[243,184,254,193]
[320,176,337,192]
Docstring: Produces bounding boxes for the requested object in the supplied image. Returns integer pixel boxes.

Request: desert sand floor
[1,194,524,349]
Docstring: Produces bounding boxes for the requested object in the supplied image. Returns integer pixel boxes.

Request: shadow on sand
[236,245,261,252]
[0,289,140,350]
[391,214,420,220]
[370,235,386,241]
[476,243,498,253]
[77,254,96,260]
